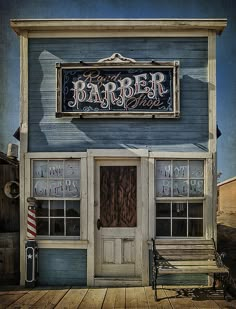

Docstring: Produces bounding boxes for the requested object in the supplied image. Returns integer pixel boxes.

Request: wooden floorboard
[102,288,126,309]
[0,286,235,309]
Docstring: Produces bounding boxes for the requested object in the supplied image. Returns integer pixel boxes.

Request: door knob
[97,218,103,230]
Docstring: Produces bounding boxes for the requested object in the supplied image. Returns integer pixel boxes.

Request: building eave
[10,18,227,36]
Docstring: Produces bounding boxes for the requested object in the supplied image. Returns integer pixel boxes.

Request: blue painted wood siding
[38,249,87,286]
[28,38,208,152]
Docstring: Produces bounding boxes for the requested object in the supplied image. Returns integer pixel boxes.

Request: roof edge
[218,176,236,187]
[10,18,227,36]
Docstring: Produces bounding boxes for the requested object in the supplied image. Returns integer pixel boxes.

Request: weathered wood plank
[7,289,49,308]
[0,293,27,309]
[101,288,125,309]
[163,288,197,308]
[55,288,88,309]
[145,286,172,309]
[125,287,149,309]
[32,287,69,308]
[78,288,106,309]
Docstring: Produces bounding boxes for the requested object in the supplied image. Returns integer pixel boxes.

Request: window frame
[148,153,213,240]
[25,152,87,242]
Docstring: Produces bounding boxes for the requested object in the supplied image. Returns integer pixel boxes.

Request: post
[25,197,38,287]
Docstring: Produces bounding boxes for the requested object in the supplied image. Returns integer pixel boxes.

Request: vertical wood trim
[208,30,216,154]
[212,153,218,242]
[141,157,149,285]
[87,153,95,286]
[205,158,213,240]
[148,158,155,240]
[80,157,88,240]
[20,31,28,285]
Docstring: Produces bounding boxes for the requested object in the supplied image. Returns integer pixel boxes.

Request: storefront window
[32,159,80,237]
[155,160,204,237]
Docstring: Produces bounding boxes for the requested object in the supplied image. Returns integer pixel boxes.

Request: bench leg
[152,264,158,301]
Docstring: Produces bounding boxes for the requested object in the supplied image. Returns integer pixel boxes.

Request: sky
[0,0,235,182]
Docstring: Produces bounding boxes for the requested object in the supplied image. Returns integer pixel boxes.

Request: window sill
[33,239,88,249]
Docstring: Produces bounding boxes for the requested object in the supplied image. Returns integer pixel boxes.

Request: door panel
[95,160,141,278]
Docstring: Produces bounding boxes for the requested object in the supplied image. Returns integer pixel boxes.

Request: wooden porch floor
[0,286,235,308]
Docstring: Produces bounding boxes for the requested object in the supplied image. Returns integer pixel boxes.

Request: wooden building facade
[10,19,227,286]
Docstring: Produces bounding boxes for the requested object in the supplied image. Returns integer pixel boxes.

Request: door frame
[87,149,149,286]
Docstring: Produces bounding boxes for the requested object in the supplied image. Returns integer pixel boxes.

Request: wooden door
[95,160,141,278]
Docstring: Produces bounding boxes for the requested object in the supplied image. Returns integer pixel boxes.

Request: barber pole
[25,197,38,287]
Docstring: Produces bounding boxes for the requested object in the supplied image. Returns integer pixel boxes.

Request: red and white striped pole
[25,197,38,287]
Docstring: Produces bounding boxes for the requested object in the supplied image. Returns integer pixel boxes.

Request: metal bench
[151,238,230,301]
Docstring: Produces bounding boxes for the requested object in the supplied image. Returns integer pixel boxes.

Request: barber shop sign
[56,54,180,118]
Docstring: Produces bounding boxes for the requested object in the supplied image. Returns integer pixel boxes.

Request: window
[155,160,204,237]
[32,159,80,237]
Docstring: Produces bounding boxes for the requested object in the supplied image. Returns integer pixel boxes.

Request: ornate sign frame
[56,53,180,118]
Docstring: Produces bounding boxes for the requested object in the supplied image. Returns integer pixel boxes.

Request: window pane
[189,180,204,197]
[189,203,203,217]
[156,161,171,178]
[173,180,188,197]
[50,200,64,217]
[64,179,80,198]
[33,160,48,178]
[156,203,171,217]
[48,180,64,197]
[36,218,48,235]
[189,161,204,178]
[66,218,80,236]
[156,219,171,236]
[172,219,187,236]
[189,219,203,237]
[173,161,188,178]
[33,179,48,197]
[64,160,80,178]
[50,218,64,235]
[36,200,49,217]
[66,201,80,217]
[172,203,187,217]
[156,179,171,197]
[48,160,64,178]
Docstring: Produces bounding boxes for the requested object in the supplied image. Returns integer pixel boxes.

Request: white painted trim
[10,18,227,36]
[20,32,28,286]
[37,240,88,249]
[148,158,155,240]
[87,149,149,158]
[149,152,212,159]
[208,31,217,154]
[87,154,95,286]
[25,152,87,159]
[218,176,236,187]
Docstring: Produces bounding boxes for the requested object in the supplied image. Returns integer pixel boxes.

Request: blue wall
[38,249,87,286]
[28,37,208,152]
[0,0,235,180]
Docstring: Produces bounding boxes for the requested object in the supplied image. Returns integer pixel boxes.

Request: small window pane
[172,219,187,237]
[36,218,48,235]
[172,203,187,217]
[50,200,64,217]
[33,160,48,178]
[189,180,204,197]
[156,219,171,236]
[156,203,171,217]
[36,200,49,217]
[64,160,80,178]
[66,218,80,236]
[189,161,204,178]
[48,180,63,197]
[156,161,171,178]
[189,203,203,218]
[173,180,188,197]
[50,218,64,235]
[173,161,188,178]
[156,180,171,197]
[66,201,80,217]
[33,179,48,197]
[189,219,203,237]
[64,179,80,198]
[48,160,64,178]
